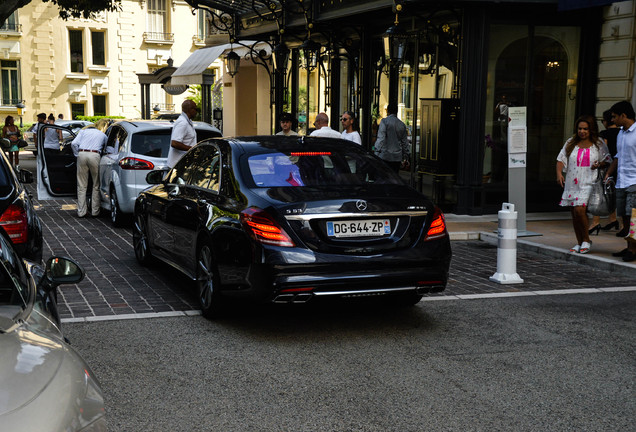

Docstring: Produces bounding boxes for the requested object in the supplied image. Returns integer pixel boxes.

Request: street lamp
[16,102,25,128]
[383,24,408,65]
[225,51,240,77]
[382,1,408,66]
[300,38,321,71]
[272,42,290,73]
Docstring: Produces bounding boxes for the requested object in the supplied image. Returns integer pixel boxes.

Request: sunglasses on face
[340,117,351,122]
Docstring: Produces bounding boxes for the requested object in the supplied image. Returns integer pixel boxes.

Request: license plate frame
[326,219,391,238]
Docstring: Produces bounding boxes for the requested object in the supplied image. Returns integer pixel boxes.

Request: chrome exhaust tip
[273,293,314,304]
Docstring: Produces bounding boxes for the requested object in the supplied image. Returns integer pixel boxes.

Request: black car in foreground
[133,136,452,318]
[0,151,43,263]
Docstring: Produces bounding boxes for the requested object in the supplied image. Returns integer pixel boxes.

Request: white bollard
[490,203,524,284]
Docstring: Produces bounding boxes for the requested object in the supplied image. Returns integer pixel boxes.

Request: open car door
[36,124,78,200]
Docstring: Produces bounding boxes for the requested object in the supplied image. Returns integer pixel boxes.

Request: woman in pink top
[556,114,611,254]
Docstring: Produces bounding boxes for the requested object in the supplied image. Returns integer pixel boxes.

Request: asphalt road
[65,292,636,432]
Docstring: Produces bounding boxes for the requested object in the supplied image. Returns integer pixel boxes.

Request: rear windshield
[131,128,222,158]
[247,149,403,187]
[131,131,171,158]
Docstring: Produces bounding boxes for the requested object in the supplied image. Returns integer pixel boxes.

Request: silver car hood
[0,312,105,431]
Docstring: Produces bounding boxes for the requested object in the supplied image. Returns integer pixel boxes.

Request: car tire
[132,212,153,266]
[110,188,125,227]
[196,241,224,319]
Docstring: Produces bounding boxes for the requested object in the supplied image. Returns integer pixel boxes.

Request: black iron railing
[0,23,22,32]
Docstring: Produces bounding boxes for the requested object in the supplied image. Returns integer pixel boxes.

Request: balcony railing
[0,23,22,33]
[151,103,175,112]
[143,32,174,44]
[1,98,23,107]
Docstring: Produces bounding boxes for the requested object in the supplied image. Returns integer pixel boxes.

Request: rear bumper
[221,237,452,303]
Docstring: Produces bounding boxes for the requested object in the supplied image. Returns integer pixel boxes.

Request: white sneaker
[580,241,592,254]
[569,244,580,253]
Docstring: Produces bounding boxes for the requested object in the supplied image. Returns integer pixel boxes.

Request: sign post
[507,107,539,237]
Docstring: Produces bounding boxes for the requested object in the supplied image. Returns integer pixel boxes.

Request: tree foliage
[0,0,122,27]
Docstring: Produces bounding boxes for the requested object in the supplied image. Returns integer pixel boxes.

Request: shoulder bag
[588,169,612,216]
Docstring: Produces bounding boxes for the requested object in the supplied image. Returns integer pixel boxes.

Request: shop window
[69,30,84,73]
[91,31,105,66]
[0,60,20,106]
[93,95,106,116]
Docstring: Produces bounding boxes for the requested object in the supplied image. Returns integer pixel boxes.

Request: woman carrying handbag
[556,115,611,254]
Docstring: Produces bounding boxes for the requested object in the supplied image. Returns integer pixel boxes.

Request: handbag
[18,139,27,148]
[588,169,611,216]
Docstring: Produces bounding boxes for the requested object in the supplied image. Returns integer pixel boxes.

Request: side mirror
[45,256,85,285]
[146,169,168,185]
[18,169,34,184]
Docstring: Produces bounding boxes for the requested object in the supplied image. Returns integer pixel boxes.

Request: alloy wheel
[197,243,222,318]
[133,213,150,264]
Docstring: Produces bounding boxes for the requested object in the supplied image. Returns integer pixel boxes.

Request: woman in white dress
[556,114,611,254]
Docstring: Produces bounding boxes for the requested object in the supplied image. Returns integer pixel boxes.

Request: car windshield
[247,148,403,187]
[131,132,171,158]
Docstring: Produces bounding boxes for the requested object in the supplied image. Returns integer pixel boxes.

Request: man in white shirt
[340,111,361,145]
[167,99,198,168]
[310,112,342,139]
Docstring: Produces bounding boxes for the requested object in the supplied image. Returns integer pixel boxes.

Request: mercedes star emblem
[356,200,368,211]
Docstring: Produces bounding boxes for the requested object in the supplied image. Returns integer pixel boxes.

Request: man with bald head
[167,99,198,167]
[310,112,342,138]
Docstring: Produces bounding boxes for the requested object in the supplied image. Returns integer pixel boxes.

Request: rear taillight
[240,207,295,247]
[424,207,447,241]
[119,157,155,170]
[0,205,28,244]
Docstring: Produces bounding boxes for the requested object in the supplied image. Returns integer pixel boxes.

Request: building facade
[1,0,635,215]
[182,0,636,214]
[0,0,221,122]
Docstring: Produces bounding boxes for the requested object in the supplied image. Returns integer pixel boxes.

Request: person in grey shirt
[374,103,410,172]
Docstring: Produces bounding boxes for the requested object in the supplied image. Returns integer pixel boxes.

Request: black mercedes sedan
[133,136,451,318]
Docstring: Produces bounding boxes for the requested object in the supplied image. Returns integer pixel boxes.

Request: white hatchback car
[99,120,222,226]
[35,120,222,226]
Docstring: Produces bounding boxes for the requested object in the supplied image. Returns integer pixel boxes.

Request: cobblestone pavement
[28,184,636,320]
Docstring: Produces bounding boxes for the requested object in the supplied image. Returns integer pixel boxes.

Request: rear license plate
[326,219,391,238]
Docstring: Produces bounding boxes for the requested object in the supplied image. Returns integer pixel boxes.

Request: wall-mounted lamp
[225,51,240,77]
[16,102,25,128]
[567,79,576,100]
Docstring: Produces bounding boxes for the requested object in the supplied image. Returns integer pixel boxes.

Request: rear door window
[131,131,171,158]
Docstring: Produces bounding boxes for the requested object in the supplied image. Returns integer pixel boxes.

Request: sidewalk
[446,211,636,276]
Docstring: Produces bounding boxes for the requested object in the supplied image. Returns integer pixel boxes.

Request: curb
[474,231,636,277]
